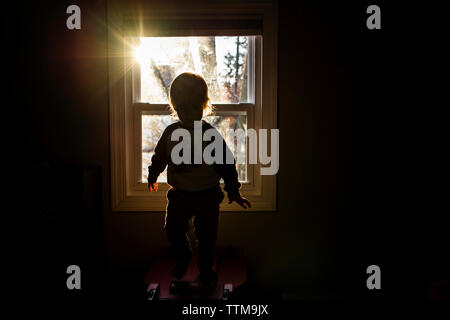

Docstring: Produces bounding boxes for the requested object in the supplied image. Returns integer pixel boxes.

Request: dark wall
[5,0,364,299]
[9,0,445,300]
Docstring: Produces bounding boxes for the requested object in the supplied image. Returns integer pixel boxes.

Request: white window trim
[108,0,277,211]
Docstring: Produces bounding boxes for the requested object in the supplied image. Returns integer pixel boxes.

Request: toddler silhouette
[147,72,251,284]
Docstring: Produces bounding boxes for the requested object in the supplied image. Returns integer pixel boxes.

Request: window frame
[134,35,257,186]
[108,0,277,211]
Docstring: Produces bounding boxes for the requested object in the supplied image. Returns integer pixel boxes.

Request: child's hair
[169,72,213,121]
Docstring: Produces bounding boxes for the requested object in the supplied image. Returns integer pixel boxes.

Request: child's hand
[228,193,251,209]
[148,182,159,192]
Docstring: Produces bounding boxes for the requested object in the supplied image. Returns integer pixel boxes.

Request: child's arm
[147,126,171,192]
[214,134,251,209]
[227,192,251,209]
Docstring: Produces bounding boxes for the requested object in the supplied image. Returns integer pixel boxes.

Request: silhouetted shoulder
[166,121,182,131]
[163,122,182,136]
[201,120,217,131]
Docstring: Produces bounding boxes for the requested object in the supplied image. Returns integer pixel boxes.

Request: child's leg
[194,211,219,274]
[193,187,224,276]
[165,189,192,278]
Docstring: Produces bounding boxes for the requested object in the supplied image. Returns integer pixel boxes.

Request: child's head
[169,72,212,124]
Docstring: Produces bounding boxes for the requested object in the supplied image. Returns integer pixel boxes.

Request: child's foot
[172,252,192,280]
[199,269,218,285]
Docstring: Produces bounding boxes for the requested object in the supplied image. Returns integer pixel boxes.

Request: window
[108,0,277,211]
[137,36,253,184]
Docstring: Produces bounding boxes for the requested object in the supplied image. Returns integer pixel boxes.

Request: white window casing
[108,0,277,211]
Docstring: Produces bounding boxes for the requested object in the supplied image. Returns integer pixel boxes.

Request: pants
[165,185,224,273]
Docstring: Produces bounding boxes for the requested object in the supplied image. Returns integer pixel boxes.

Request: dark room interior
[5,0,449,310]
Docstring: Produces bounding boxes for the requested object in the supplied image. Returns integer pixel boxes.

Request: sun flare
[134,44,146,64]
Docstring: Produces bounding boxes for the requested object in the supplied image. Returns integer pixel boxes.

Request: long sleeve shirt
[147,120,241,195]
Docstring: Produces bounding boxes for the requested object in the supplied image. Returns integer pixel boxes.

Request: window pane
[135,36,252,104]
[205,114,248,183]
[142,115,175,183]
[142,114,247,183]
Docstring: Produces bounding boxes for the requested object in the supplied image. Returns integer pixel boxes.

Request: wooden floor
[144,246,247,300]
